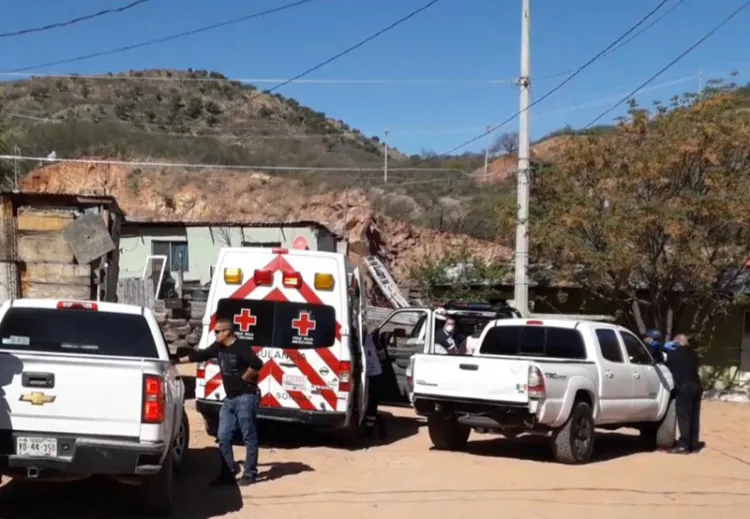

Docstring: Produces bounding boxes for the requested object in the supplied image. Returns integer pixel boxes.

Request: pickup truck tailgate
[0,352,147,438]
[412,354,531,404]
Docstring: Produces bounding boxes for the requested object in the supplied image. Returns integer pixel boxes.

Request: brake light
[253,269,273,286]
[528,365,546,399]
[526,320,544,325]
[196,362,206,380]
[282,271,302,288]
[142,374,165,423]
[57,301,98,310]
[338,361,352,392]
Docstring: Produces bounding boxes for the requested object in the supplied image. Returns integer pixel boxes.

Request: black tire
[640,397,676,449]
[551,401,595,464]
[427,413,470,451]
[172,410,190,472]
[136,447,174,516]
[204,415,218,437]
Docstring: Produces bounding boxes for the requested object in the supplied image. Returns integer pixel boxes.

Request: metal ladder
[364,255,410,308]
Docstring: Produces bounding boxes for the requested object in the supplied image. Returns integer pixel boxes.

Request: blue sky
[0,0,748,156]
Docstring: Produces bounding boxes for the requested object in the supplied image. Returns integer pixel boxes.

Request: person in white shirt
[363,326,386,439]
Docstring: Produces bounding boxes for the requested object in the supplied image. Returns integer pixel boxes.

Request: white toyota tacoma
[409,318,676,464]
[0,299,188,515]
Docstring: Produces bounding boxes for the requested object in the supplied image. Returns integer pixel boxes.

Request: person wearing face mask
[434,317,465,355]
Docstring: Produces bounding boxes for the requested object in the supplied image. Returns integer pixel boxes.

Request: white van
[194,247,368,437]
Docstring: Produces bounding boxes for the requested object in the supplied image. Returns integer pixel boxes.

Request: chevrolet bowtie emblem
[19,392,56,406]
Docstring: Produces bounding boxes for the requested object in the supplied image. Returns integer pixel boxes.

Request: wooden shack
[0,192,124,303]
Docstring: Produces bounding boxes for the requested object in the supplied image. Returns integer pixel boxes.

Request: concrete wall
[119,224,339,285]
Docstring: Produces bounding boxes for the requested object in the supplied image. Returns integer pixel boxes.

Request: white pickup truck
[0,299,188,515]
[409,318,676,464]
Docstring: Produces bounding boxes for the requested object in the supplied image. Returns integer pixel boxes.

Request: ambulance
[193,246,369,438]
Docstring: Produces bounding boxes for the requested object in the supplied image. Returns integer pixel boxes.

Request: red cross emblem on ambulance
[233,309,257,333]
[292,311,316,337]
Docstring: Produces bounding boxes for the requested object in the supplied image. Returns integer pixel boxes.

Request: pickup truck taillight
[528,366,546,399]
[338,361,352,392]
[142,375,166,423]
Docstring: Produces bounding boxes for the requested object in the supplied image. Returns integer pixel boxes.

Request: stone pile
[155,301,207,353]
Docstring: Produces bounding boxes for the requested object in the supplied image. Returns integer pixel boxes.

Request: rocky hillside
[21,161,513,280]
[1,68,509,239]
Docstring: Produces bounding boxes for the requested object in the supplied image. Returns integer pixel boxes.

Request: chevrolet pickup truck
[0,299,188,515]
[410,318,676,464]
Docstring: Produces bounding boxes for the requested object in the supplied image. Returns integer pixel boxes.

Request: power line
[0,154,461,173]
[7,72,708,137]
[427,0,673,159]
[583,1,750,129]
[537,0,686,82]
[0,0,153,39]
[0,71,514,85]
[3,0,320,73]
[255,0,442,97]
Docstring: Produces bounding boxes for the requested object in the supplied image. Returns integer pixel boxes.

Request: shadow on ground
[455,430,652,464]
[254,410,424,451]
[0,446,314,518]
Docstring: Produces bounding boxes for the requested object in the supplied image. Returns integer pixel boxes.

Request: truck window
[0,308,159,358]
[620,331,653,365]
[480,325,587,360]
[595,329,624,363]
[216,299,336,349]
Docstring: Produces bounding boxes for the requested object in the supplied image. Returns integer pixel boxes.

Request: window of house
[152,241,189,272]
[241,241,282,248]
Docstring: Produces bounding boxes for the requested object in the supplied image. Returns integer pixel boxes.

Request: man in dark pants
[363,326,386,439]
[178,317,264,485]
[665,334,702,454]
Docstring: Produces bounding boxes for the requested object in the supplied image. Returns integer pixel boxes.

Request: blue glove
[663,341,678,351]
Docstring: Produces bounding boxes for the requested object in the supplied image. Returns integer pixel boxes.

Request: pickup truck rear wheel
[427,413,470,451]
[551,401,595,464]
[137,447,174,516]
[640,396,677,450]
[172,410,190,472]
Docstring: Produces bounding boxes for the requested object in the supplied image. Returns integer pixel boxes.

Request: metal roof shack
[0,191,125,303]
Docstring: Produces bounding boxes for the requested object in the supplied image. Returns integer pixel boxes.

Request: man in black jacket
[178,317,264,485]
[665,334,702,454]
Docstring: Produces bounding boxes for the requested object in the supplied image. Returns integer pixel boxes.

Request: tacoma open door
[373,308,433,403]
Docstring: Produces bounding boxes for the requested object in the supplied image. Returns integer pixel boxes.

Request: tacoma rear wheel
[551,401,595,464]
[427,412,470,451]
[640,396,677,450]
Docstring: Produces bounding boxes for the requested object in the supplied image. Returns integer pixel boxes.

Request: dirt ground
[2,388,749,518]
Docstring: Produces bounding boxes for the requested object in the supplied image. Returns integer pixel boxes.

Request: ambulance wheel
[427,413,470,451]
[204,415,218,437]
[334,422,365,447]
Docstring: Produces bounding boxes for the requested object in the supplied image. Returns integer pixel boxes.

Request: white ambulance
[193,246,369,437]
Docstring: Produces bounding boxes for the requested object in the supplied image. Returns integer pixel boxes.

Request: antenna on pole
[483,125,492,177]
[698,69,704,95]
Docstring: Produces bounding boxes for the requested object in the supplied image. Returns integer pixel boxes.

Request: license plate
[282,374,308,391]
[16,437,58,458]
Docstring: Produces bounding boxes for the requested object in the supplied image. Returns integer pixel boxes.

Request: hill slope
[1,68,510,239]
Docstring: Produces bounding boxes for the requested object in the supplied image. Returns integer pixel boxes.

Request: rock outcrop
[22,160,513,280]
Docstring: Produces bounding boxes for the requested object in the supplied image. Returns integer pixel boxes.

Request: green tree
[409,248,511,303]
[505,82,750,351]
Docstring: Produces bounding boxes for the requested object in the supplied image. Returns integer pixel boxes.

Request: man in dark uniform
[665,334,703,454]
[434,317,465,355]
[177,317,264,485]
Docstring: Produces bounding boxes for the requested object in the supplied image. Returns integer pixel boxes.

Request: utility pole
[13,145,20,192]
[514,0,531,317]
[483,125,492,177]
[383,127,389,183]
[698,69,704,95]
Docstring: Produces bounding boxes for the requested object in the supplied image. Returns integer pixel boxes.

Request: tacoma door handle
[604,370,613,378]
